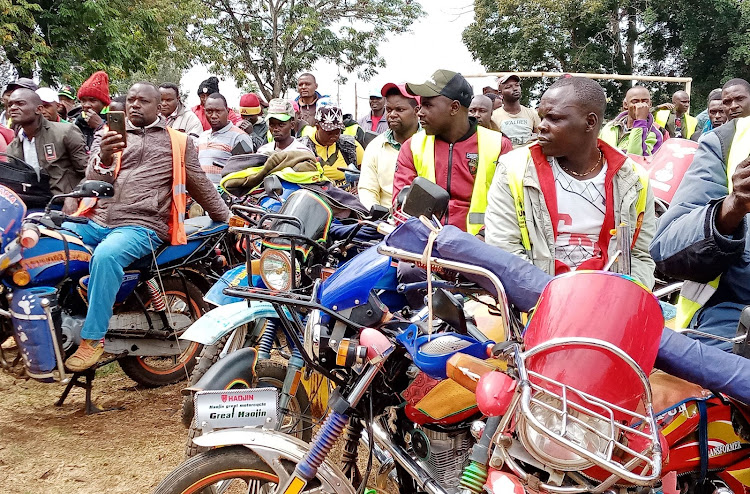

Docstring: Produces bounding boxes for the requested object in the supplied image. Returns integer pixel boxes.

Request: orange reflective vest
[75,127,188,245]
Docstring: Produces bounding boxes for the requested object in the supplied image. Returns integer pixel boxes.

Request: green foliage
[0,0,202,87]
[464,0,750,116]
[198,0,425,100]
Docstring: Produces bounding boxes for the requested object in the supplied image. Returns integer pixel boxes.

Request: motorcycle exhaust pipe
[370,421,450,494]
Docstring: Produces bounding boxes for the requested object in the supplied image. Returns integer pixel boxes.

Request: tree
[197,0,425,101]
[463,0,750,115]
[0,0,202,87]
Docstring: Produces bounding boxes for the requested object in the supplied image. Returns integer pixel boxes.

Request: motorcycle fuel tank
[320,244,394,311]
[17,228,92,286]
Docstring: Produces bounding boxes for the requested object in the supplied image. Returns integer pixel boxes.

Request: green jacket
[6,117,88,195]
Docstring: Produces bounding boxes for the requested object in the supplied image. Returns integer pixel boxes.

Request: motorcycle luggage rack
[493,338,662,493]
[376,244,519,340]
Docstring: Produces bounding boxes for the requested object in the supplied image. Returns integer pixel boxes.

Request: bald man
[469,94,512,150]
[654,90,698,139]
[5,88,87,211]
[486,77,655,288]
[600,86,663,156]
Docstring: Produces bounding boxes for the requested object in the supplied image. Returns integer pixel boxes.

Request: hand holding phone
[107,111,127,146]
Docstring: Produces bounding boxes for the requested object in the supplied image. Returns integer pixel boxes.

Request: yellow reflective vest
[675,117,750,328]
[410,127,505,235]
[654,109,698,139]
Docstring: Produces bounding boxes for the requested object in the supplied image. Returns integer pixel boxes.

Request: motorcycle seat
[184,216,227,238]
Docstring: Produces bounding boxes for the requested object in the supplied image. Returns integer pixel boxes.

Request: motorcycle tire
[155,446,282,494]
[185,359,312,458]
[119,278,207,387]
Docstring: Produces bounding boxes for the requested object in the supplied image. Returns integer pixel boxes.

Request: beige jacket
[484,144,656,289]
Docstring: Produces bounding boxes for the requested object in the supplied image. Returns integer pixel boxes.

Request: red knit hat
[77,71,111,105]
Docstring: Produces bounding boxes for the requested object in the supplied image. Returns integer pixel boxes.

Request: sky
[180,0,498,118]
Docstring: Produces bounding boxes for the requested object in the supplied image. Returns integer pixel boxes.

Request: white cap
[36,87,60,104]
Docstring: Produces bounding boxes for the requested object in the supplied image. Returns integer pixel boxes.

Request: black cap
[6,78,39,92]
[406,69,474,108]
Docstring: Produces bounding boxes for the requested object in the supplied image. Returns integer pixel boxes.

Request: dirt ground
[0,361,186,494]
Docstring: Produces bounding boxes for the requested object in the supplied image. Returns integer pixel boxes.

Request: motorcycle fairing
[261,190,333,260]
[0,185,25,250]
[320,244,393,311]
[79,271,140,304]
[179,301,278,345]
[17,228,92,285]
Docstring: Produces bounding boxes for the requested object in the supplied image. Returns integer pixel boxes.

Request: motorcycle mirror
[231,140,254,156]
[402,177,449,220]
[432,288,467,335]
[70,180,115,199]
[733,306,750,358]
[394,186,410,210]
[263,175,283,198]
[369,205,389,221]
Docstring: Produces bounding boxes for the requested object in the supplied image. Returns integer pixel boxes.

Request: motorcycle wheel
[155,446,283,494]
[185,359,312,458]
[119,278,207,387]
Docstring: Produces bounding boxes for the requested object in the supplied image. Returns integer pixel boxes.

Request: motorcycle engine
[410,426,473,493]
[60,313,84,352]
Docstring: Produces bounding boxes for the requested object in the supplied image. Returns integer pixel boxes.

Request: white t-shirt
[19,130,40,177]
[551,157,607,270]
[257,138,310,156]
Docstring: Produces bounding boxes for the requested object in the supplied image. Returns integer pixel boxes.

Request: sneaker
[65,339,104,372]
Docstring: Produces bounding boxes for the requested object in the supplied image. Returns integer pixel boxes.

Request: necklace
[559,149,603,178]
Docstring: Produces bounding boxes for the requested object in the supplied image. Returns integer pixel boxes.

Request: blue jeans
[62,221,162,340]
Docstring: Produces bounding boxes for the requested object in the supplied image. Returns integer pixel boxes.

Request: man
[257,99,310,154]
[600,86,663,156]
[691,91,727,142]
[1,78,39,127]
[485,77,655,288]
[721,78,750,122]
[5,89,87,213]
[482,85,499,96]
[296,73,325,127]
[486,92,502,111]
[192,76,242,131]
[654,90,698,139]
[470,94,502,133]
[36,87,66,123]
[58,84,80,122]
[63,82,231,371]
[74,71,111,152]
[159,82,202,139]
[695,89,722,132]
[490,74,540,148]
[392,69,511,234]
[650,104,750,350]
[237,93,269,147]
[196,93,255,184]
[358,83,420,209]
[358,90,388,135]
[301,105,364,182]
[109,96,126,113]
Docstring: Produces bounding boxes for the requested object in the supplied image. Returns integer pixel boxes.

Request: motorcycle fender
[185,346,258,394]
[179,301,277,345]
[193,428,356,494]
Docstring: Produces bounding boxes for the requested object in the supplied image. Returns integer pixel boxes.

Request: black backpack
[0,153,53,209]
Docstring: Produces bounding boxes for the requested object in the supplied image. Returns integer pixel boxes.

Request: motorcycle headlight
[259,249,300,291]
[517,394,613,471]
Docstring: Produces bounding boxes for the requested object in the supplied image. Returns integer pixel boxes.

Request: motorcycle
[0,180,234,413]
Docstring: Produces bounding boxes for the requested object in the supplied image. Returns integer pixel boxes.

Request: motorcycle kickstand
[55,356,123,415]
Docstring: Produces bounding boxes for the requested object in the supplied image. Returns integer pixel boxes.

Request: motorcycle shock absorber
[146,277,167,312]
[341,420,364,485]
[459,415,502,494]
[296,410,349,481]
[257,318,277,360]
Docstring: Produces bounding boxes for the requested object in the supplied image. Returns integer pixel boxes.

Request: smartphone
[107,111,127,145]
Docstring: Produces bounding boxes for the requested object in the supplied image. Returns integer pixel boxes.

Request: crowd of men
[2,67,750,371]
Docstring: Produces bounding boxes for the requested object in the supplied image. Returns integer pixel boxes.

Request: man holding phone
[64,82,231,372]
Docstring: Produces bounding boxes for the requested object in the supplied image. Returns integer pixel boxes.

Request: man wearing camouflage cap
[301,105,364,182]
[392,69,511,234]
[257,99,311,154]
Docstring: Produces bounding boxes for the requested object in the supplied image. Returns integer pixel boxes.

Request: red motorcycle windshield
[523,271,664,415]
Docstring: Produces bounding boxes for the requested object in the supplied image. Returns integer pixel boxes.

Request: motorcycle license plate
[193,387,278,432]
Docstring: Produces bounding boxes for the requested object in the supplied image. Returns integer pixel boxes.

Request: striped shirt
[197,123,255,184]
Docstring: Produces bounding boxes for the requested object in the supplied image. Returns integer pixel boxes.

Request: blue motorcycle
[0,180,236,413]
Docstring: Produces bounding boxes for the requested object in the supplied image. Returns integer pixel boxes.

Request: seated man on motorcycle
[64,82,231,372]
[650,114,750,350]
[484,76,656,289]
